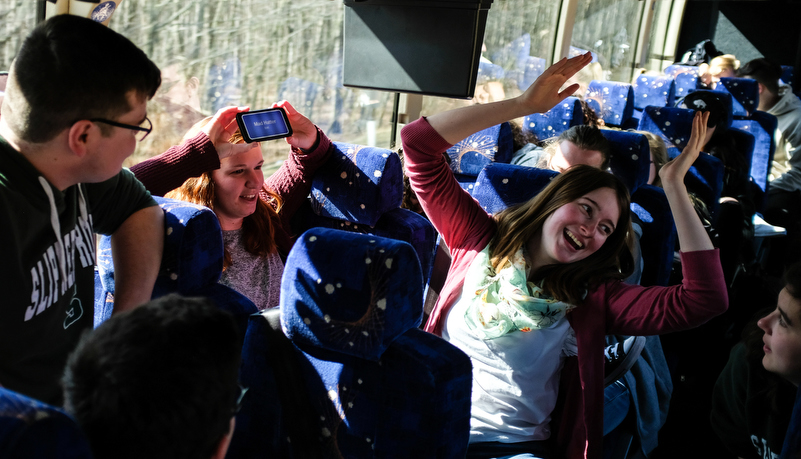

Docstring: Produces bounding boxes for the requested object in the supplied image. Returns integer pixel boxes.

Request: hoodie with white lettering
[0,136,156,405]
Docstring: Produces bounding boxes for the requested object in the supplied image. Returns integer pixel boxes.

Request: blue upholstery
[678,89,734,130]
[522,96,584,141]
[235,228,472,458]
[663,64,699,78]
[585,80,635,127]
[781,65,794,86]
[602,129,651,195]
[95,197,258,333]
[512,55,547,91]
[445,122,514,176]
[472,163,558,215]
[632,75,676,112]
[714,77,759,118]
[637,106,697,150]
[477,61,504,83]
[310,142,403,227]
[490,33,530,71]
[733,111,779,209]
[631,186,676,287]
[667,146,725,220]
[674,72,700,99]
[294,203,437,294]
[0,387,93,459]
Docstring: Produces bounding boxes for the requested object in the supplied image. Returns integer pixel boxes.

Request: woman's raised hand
[273,100,319,151]
[518,52,593,115]
[202,106,254,161]
[658,111,709,189]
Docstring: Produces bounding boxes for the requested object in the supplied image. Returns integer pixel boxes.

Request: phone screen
[236,108,293,143]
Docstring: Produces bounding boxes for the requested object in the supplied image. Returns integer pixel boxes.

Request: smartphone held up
[236,108,293,143]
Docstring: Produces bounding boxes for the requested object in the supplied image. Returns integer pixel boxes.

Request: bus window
[0,2,38,71]
[570,0,646,90]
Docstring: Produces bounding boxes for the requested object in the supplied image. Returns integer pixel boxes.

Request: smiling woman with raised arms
[400,53,728,459]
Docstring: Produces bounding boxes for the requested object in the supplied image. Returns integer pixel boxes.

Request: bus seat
[445,122,514,194]
[667,145,726,222]
[662,64,699,78]
[674,72,700,100]
[602,129,651,195]
[234,228,472,458]
[95,197,258,333]
[522,96,584,142]
[714,77,759,118]
[0,387,93,459]
[631,185,676,287]
[310,142,402,226]
[781,65,794,86]
[632,75,676,121]
[490,32,530,71]
[477,61,504,82]
[585,80,635,127]
[472,162,558,215]
[732,111,779,211]
[637,105,696,150]
[300,142,437,294]
[510,55,547,91]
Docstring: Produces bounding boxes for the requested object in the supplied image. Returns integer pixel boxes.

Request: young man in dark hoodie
[0,15,164,405]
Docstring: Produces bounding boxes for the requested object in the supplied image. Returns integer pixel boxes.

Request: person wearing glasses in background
[63,294,243,459]
[0,15,164,406]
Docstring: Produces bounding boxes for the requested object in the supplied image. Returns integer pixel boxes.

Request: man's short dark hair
[558,124,612,170]
[63,294,241,459]
[2,15,161,143]
[738,58,782,95]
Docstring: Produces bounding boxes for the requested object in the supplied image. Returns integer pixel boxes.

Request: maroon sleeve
[129,133,220,197]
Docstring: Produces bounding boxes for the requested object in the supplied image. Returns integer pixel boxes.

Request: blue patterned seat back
[522,96,584,141]
[602,129,650,194]
[293,202,437,295]
[585,80,635,127]
[781,65,794,85]
[663,64,699,78]
[446,122,514,177]
[674,72,700,100]
[632,75,676,114]
[233,228,472,457]
[631,185,676,286]
[733,111,779,210]
[472,163,558,215]
[95,197,258,332]
[511,55,547,91]
[714,77,759,118]
[638,106,725,219]
[0,387,93,459]
[310,142,403,227]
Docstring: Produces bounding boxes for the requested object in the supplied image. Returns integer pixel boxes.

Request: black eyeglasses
[233,384,249,415]
[90,117,153,141]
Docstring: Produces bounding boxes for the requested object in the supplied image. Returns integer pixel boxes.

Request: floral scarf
[463,244,575,340]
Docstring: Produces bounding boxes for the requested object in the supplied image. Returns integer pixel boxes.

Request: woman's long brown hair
[166,123,282,269]
[489,165,634,305]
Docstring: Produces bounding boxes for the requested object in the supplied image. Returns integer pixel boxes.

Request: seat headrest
[97,197,224,296]
[663,64,699,77]
[472,163,558,215]
[280,228,423,361]
[633,75,676,110]
[713,77,759,117]
[585,80,635,127]
[602,130,650,194]
[637,106,696,150]
[522,96,583,141]
[446,123,514,176]
[310,142,403,227]
[674,73,700,99]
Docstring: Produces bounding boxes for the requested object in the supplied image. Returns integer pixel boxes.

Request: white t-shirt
[443,293,578,444]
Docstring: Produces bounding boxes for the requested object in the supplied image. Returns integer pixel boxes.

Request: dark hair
[738,58,782,95]
[63,294,241,459]
[2,15,161,143]
[491,165,634,305]
[556,125,612,170]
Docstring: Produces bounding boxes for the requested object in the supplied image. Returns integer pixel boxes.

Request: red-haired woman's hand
[273,100,318,151]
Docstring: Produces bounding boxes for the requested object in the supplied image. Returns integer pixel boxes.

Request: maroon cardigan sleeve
[265,126,334,255]
[129,133,220,197]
